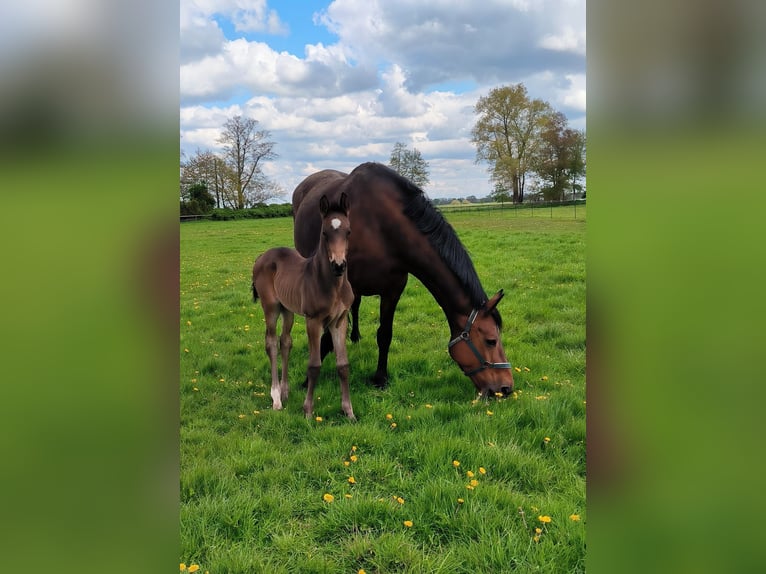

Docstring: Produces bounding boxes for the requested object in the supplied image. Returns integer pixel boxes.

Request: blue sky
[180,0,586,199]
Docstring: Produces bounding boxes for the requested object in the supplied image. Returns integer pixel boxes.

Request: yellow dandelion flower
[406,415,411,420]
[535,527,542,534]
[180,564,187,571]
[350,455,358,462]
[315,416,322,422]
[457,498,464,504]
[514,367,521,373]
[184,348,190,353]
[351,445,358,452]
[425,404,433,409]
[219,378,225,382]
[465,484,475,490]
[533,535,540,543]
[569,514,581,521]
[523,367,530,372]
[348,476,356,484]
[186,321,192,326]
[390,422,397,428]
[403,520,413,528]
[479,467,487,475]
[541,375,548,381]
[193,387,199,392]
[544,437,551,443]
[487,441,495,447]
[470,479,479,487]
[359,570,366,574]
[486,410,494,416]
[396,497,405,504]
[453,460,461,468]
[322,493,334,503]
[345,494,353,499]
[238,414,246,419]
[385,413,393,420]
[343,461,350,467]
[466,470,475,478]
[494,392,504,398]
[189,566,200,573]
[538,515,552,523]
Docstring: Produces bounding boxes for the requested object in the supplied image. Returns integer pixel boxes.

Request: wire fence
[437,199,586,219]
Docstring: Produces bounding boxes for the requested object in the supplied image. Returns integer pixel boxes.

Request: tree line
[180,83,584,215]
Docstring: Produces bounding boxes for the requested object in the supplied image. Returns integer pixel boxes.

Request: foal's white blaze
[331,218,341,229]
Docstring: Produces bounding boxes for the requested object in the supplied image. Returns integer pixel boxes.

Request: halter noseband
[448,308,512,377]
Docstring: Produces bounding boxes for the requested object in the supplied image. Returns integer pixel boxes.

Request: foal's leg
[279,309,294,403]
[330,312,355,421]
[302,318,324,419]
[262,303,283,410]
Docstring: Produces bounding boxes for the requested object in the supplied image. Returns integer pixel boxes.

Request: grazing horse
[252,193,356,420]
[292,163,514,397]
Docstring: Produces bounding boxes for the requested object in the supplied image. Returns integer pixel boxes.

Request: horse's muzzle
[332,261,347,276]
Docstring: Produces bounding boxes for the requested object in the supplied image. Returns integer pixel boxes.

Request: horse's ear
[319,194,330,217]
[339,192,349,214]
[485,289,504,311]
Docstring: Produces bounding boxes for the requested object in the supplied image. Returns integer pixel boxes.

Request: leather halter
[448,308,512,377]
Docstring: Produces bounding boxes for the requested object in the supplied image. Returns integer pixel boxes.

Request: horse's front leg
[330,312,355,421]
[373,278,407,388]
[303,318,324,419]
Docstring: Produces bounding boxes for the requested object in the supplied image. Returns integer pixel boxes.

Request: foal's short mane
[354,163,500,327]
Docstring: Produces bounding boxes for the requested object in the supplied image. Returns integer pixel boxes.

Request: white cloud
[179,0,586,198]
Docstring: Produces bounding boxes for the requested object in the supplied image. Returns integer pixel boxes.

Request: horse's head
[319,192,350,277]
[448,290,515,397]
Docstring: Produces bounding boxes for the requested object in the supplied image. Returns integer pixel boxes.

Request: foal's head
[319,192,350,277]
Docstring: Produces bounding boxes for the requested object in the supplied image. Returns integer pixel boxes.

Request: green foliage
[389,142,430,189]
[209,203,292,220]
[181,208,586,572]
[181,183,216,215]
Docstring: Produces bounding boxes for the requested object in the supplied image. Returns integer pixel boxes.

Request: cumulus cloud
[179,0,586,198]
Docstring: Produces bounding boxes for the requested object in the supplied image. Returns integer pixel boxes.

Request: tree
[218,115,280,208]
[471,84,554,203]
[181,148,237,208]
[489,181,512,205]
[389,142,430,189]
[181,182,216,215]
[534,116,587,201]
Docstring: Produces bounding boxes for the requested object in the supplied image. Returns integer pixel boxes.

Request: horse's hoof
[350,332,361,343]
[370,374,389,389]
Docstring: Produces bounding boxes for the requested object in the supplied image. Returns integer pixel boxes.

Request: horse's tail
[252,281,259,303]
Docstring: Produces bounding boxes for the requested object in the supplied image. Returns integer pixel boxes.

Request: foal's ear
[485,289,505,311]
[319,194,330,217]
[339,192,349,215]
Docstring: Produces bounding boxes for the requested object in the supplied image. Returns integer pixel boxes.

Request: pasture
[180,205,586,573]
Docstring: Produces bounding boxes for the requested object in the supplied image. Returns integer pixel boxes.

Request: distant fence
[438,199,586,218]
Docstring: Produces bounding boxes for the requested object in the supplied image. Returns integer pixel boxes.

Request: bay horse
[291,163,514,397]
[252,193,356,420]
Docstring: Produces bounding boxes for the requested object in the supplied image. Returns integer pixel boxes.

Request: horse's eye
[486,339,497,347]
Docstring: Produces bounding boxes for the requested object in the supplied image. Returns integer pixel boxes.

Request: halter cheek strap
[448,308,512,376]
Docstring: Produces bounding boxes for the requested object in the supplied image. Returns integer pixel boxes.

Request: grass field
[180,205,586,573]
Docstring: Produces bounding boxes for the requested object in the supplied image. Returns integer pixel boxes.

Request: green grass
[180,206,586,573]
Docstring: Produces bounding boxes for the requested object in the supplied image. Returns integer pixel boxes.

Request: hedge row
[209,204,293,220]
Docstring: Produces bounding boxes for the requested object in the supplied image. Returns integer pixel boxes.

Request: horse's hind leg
[279,309,294,404]
[350,294,362,343]
[262,303,284,410]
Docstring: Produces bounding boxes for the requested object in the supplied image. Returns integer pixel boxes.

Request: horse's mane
[355,163,499,324]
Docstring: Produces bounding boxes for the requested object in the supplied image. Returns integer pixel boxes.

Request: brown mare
[292,163,514,397]
[252,193,356,420]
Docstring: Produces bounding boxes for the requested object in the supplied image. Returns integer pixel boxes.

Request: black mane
[356,163,496,320]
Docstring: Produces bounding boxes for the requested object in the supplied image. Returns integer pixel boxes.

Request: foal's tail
[251,281,259,303]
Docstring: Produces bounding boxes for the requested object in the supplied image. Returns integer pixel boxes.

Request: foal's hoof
[350,331,361,343]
